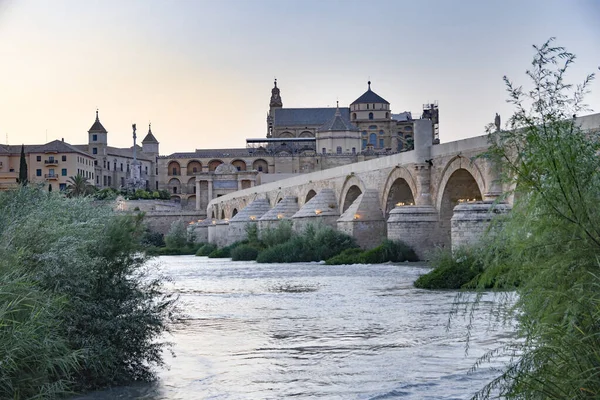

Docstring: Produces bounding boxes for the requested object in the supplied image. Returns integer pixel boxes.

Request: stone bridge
[199,120,509,257]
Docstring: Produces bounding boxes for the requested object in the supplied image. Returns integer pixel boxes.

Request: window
[368,112,373,120]
[385,112,389,119]
[62,155,66,161]
[61,168,67,176]
[36,156,41,162]
[48,156,55,162]
[336,146,342,154]
[362,139,367,149]
[193,167,198,173]
[362,130,367,136]
[322,148,326,154]
[107,162,110,171]
[367,104,369,110]
[369,133,377,146]
[48,168,55,177]
[103,176,107,186]
[92,148,97,154]
[121,177,125,187]
[156,182,158,190]
[352,147,356,154]
[145,166,148,174]
[258,166,263,172]
[92,134,97,141]
[120,163,123,172]
[193,186,197,194]
[404,126,413,131]
[59,183,66,191]
[173,186,177,194]
[96,176,99,184]
[127,164,130,172]
[379,139,384,148]
[369,125,377,130]
[107,176,111,186]
[94,160,97,166]
[379,130,385,135]
[113,162,116,171]
[352,113,356,120]
[36,169,42,177]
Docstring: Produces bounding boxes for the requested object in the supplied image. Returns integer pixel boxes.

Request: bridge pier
[387,205,438,260]
[291,188,340,232]
[258,196,299,232]
[337,189,386,249]
[208,219,229,247]
[188,219,212,243]
[228,198,271,245]
[451,201,511,250]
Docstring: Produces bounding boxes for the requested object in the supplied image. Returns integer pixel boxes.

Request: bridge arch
[339,175,366,213]
[436,156,485,247]
[232,208,238,218]
[381,167,417,216]
[304,189,317,205]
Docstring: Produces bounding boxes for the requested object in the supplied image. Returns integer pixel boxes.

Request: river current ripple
[76,256,512,400]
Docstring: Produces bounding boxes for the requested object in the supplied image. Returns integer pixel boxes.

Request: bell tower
[88,109,108,156]
[267,79,283,137]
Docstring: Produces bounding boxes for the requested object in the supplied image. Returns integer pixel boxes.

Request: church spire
[270,78,283,108]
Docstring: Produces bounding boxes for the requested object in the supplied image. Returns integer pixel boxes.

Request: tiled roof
[274,107,351,127]
[4,140,92,157]
[161,148,253,159]
[318,108,359,132]
[351,82,389,105]
[142,123,159,144]
[88,110,108,133]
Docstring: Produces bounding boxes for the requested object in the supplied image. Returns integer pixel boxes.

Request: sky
[0,0,599,155]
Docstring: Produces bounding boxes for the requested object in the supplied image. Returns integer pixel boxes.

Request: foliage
[256,224,357,263]
[231,244,260,261]
[360,239,418,263]
[94,187,119,200]
[165,219,187,249]
[466,39,600,399]
[324,240,419,265]
[324,248,364,265]
[196,243,217,256]
[207,241,245,258]
[0,187,176,396]
[259,220,294,247]
[414,246,483,289]
[141,230,165,248]
[66,174,96,197]
[18,144,27,185]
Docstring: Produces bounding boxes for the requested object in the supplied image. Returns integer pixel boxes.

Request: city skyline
[1,0,599,155]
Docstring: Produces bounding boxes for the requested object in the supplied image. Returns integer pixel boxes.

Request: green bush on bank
[0,187,176,398]
[325,240,418,265]
[413,247,483,289]
[231,244,260,261]
[196,243,217,256]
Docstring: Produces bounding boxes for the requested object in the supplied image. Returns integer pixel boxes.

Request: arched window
[336,146,342,154]
[352,147,356,154]
[362,139,367,149]
[322,148,326,154]
[369,133,377,146]
[369,125,377,130]
[362,131,367,136]
[368,112,374,120]
[379,130,385,135]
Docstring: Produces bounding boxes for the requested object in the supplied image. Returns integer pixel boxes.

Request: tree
[471,39,600,399]
[18,144,27,185]
[48,183,52,192]
[66,174,95,197]
[165,219,187,249]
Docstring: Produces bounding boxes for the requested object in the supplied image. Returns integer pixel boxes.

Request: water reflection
[75,256,512,400]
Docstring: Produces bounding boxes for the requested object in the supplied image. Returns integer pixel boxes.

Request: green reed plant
[465,39,600,399]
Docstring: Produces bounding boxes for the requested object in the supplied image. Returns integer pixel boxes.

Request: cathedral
[157,80,438,211]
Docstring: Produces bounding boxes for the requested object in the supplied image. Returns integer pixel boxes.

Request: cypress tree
[48,183,52,192]
[18,144,28,186]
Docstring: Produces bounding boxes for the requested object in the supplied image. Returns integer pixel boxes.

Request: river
[75,255,512,400]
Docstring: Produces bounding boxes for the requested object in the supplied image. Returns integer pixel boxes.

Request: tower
[267,79,283,137]
[141,122,159,156]
[88,109,108,156]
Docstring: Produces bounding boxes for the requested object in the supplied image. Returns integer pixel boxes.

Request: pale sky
[1,0,599,155]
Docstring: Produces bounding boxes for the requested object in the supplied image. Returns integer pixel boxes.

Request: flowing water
[76,256,513,400]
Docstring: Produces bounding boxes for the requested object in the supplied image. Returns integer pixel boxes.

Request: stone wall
[141,210,204,235]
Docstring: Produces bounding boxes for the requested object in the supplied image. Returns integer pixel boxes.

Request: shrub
[324,248,364,265]
[165,219,187,249]
[196,243,217,256]
[414,247,483,289]
[361,239,418,264]
[141,230,165,248]
[0,187,175,395]
[259,220,294,247]
[231,244,259,261]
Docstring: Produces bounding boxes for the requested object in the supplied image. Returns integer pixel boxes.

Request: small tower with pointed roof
[267,79,283,137]
[142,122,159,156]
[88,109,108,156]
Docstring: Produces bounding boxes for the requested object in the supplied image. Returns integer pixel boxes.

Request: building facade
[0,140,96,191]
[159,80,432,211]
